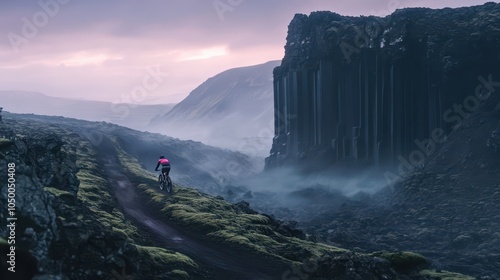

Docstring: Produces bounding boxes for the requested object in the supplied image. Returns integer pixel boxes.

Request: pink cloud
[0,0,492,104]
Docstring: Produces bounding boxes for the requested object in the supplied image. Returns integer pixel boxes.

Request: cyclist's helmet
[159,156,165,159]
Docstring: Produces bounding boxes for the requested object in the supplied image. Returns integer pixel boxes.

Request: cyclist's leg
[162,165,171,177]
[165,166,172,192]
[160,166,170,189]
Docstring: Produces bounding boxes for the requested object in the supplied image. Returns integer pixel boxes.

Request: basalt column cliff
[266,3,500,170]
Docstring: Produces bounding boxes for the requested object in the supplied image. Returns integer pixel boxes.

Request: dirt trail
[94,136,282,280]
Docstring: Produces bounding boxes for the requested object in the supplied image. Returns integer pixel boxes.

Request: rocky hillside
[266,2,500,171]
[283,99,500,279]
[0,115,203,279]
[0,90,174,131]
[0,113,473,279]
[253,3,500,278]
[0,112,260,194]
[149,61,280,157]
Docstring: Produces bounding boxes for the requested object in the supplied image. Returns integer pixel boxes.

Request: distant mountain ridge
[0,90,175,131]
[149,60,280,157]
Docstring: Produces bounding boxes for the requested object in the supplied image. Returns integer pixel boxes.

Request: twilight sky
[0,0,492,104]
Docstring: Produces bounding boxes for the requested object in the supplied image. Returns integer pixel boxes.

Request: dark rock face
[266,3,500,170]
[0,125,60,273]
[261,5,500,278]
[297,104,500,278]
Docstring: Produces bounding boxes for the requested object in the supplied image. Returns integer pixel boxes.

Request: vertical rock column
[266,4,500,171]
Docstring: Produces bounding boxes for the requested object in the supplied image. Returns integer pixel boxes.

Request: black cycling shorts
[161,165,171,176]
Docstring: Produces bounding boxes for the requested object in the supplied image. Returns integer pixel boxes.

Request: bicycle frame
[157,171,172,192]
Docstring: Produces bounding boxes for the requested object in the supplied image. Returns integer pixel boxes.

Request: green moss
[165,204,197,213]
[108,133,361,269]
[169,269,189,279]
[5,117,208,278]
[6,115,477,279]
[208,230,248,243]
[44,187,72,198]
[144,188,166,204]
[150,179,345,262]
[240,214,270,224]
[247,232,280,244]
[114,142,154,182]
[373,251,429,274]
[420,269,475,280]
[0,138,13,147]
[70,139,139,240]
[171,211,227,231]
[134,245,197,268]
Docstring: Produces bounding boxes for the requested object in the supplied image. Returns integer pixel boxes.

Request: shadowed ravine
[93,136,279,280]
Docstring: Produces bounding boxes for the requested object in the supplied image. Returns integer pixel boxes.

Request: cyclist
[155,156,171,178]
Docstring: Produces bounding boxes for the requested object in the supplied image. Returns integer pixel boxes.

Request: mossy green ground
[75,135,199,277]
[0,137,13,147]
[73,136,138,240]
[17,123,202,278]
[113,138,355,265]
[420,269,476,280]
[44,187,72,198]
[4,117,478,279]
[112,136,477,278]
[373,251,429,273]
[134,245,197,267]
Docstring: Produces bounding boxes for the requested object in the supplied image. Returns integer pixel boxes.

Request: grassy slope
[113,137,346,271]
[420,270,476,280]
[5,115,476,279]
[112,134,477,279]
[8,118,201,279]
[67,129,200,278]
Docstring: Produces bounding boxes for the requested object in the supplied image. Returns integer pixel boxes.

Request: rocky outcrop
[295,103,500,278]
[266,2,500,170]
[262,4,500,277]
[1,113,479,279]
[0,119,127,277]
[0,124,61,274]
[0,116,204,279]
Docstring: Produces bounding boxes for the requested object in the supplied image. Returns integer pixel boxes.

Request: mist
[206,163,392,223]
[147,118,273,159]
[110,119,391,225]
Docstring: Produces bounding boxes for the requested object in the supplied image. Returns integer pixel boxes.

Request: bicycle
[158,171,173,193]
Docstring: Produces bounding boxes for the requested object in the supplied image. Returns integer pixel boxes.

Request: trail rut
[93,136,282,279]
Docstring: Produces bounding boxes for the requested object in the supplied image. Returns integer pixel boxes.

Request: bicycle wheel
[158,174,164,190]
[166,176,173,193]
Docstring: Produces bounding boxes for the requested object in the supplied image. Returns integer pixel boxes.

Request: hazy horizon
[0,0,492,105]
